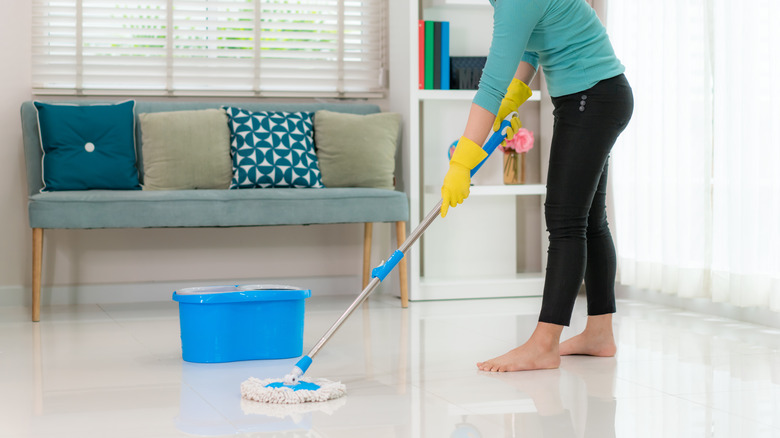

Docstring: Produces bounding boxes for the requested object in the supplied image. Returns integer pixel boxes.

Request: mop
[241,113,517,404]
[241,386,347,417]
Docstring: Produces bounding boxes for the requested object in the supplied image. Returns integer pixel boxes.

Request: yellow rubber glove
[492,78,533,146]
[440,136,488,218]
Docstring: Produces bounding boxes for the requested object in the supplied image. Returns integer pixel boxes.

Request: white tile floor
[1,294,779,438]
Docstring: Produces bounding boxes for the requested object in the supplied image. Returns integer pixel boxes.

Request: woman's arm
[463,61,537,145]
[474,0,543,114]
[515,61,537,86]
[440,0,543,217]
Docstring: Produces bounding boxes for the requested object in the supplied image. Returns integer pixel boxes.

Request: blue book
[441,21,450,90]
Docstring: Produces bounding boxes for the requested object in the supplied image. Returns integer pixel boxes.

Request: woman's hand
[440,136,488,218]
[493,78,533,145]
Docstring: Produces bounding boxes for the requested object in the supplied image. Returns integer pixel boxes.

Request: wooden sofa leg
[32,228,43,322]
[395,221,409,308]
[362,223,373,289]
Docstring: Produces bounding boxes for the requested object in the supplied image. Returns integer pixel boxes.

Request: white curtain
[710,0,780,310]
[608,0,780,311]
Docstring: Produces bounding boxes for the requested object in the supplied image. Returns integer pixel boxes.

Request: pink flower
[502,128,534,154]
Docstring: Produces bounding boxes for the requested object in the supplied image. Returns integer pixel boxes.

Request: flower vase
[503,151,526,185]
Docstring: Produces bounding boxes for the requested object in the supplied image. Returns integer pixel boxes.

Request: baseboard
[0,275,390,307]
[616,285,780,329]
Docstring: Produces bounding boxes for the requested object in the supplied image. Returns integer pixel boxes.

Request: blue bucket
[172,285,311,363]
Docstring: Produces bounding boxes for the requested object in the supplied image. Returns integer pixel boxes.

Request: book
[433,21,442,89]
[418,20,425,89]
[424,21,434,89]
[441,21,450,90]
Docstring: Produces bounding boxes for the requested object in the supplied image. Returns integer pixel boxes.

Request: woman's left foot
[558,330,616,357]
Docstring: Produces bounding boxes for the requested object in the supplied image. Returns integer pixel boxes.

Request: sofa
[20,100,410,322]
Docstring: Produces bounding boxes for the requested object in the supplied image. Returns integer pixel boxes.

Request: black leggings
[538,74,634,326]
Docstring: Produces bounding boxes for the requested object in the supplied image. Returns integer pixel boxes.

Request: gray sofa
[20,101,410,321]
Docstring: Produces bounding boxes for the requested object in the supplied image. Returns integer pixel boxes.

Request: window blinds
[31,0,388,97]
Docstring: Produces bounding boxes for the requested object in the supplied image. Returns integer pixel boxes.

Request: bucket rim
[172,287,311,304]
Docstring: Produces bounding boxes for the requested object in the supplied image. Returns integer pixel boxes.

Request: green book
[425,21,435,90]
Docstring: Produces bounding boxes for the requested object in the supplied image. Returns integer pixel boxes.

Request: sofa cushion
[28,188,409,229]
[20,101,384,195]
[34,100,140,192]
[313,110,401,190]
[139,109,232,190]
[224,107,324,189]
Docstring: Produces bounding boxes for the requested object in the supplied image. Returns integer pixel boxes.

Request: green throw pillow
[313,110,401,189]
[139,109,232,190]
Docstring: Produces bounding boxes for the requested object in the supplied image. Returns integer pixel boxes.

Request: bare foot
[559,314,617,357]
[558,330,616,357]
[477,322,563,372]
[477,343,561,372]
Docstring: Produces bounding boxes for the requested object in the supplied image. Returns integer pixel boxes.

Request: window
[31,0,388,97]
[608,0,780,310]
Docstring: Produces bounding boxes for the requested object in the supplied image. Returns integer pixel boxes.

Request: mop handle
[471,112,516,176]
[289,115,516,377]
[301,201,440,366]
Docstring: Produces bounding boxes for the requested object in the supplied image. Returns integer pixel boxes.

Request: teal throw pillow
[223,107,324,189]
[34,100,140,191]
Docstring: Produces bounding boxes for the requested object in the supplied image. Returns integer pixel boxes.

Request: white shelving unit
[424,0,487,7]
[406,0,550,302]
[425,184,546,197]
[417,89,543,102]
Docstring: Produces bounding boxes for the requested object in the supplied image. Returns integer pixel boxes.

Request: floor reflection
[561,357,618,438]
[461,357,618,438]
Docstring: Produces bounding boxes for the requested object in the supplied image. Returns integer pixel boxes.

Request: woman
[441,0,634,372]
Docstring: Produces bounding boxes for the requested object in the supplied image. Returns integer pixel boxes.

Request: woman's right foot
[477,322,564,372]
[477,341,561,372]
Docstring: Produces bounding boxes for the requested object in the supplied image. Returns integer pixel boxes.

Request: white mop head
[241,377,346,404]
[240,394,347,419]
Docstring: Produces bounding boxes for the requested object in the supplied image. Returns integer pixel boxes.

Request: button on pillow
[34,100,140,192]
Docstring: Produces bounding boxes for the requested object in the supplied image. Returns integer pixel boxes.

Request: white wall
[1,2,410,306]
[0,1,33,296]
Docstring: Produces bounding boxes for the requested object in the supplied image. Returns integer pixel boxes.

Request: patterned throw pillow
[223,107,324,189]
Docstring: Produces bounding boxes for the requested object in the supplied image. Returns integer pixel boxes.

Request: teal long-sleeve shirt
[474,0,625,114]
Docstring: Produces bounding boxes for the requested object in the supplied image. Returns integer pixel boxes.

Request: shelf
[424,0,490,7]
[418,89,542,102]
[409,0,549,304]
[414,273,544,301]
[425,184,546,196]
